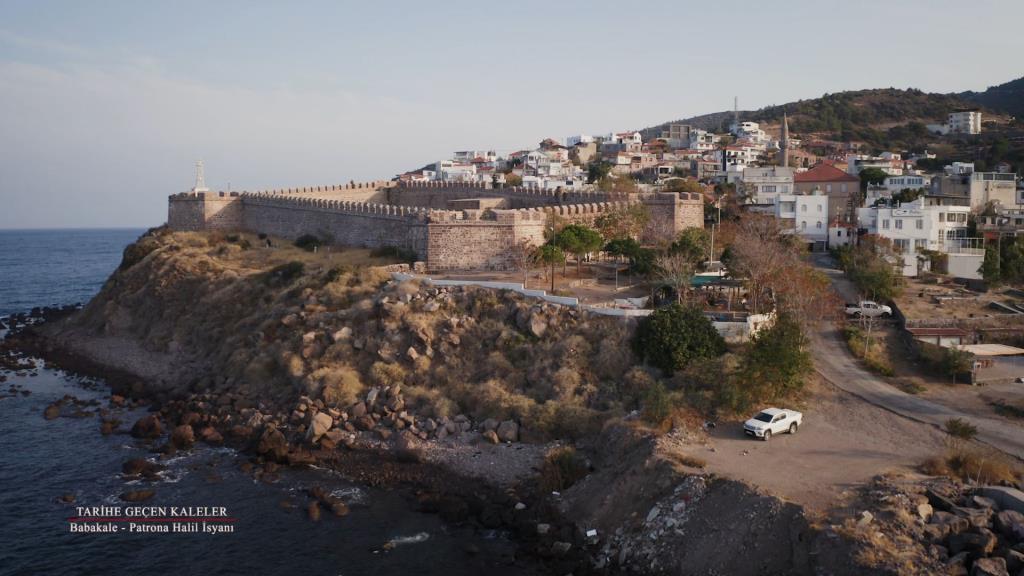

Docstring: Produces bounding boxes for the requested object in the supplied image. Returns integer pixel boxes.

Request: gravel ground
[664,375,946,511]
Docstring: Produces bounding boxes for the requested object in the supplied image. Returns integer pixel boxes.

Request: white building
[565,135,593,147]
[882,174,931,194]
[846,154,902,176]
[740,166,794,204]
[775,191,829,250]
[855,198,980,278]
[688,129,720,151]
[949,110,982,134]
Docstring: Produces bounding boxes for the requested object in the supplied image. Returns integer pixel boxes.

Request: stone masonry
[167,180,704,272]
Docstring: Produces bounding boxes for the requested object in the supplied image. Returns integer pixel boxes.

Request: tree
[504,173,523,186]
[509,240,537,288]
[724,215,793,313]
[664,178,704,194]
[839,235,903,301]
[669,228,711,266]
[738,313,812,399]
[587,161,613,184]
[632,304,726,373]
[555,224,604,277]
[859,167,888,191]
[597,175,638,196]
[537,244,564,292]
[594,204,650,241]
[654,253,694,303]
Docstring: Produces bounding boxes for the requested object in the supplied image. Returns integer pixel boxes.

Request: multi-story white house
[882,174,931,194]
[565,135,593,147]
[740,166,794,204]
[855,198,981,278]
[688,129,719,151]
[948,110,982,134]
[775,191,829,250]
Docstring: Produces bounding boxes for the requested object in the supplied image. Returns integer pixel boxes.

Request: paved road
[810,255,1024,460]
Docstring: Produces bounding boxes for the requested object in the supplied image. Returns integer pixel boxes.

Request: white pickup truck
[743,408,802,441]
[845,300,892,318]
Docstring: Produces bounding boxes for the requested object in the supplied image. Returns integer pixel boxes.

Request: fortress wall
[425,211,546,271]
[244,180,394,202]
[390,182,611,209]
[240,195,428,254]
[167,192,243,231]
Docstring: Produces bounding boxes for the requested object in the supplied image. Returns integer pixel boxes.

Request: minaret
[780,113,790,168]
[191,160,209,192]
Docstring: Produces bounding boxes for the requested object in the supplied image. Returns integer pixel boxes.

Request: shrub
[294,234,321,252]
[632,304,726,373]
[370,362,407,388]
[738,314,811,399]
[265,261,305,284]
[119,237,162,270]
[370,245,418,264]
[538,446,588,492]
[944,417,978,442]
[313,366,364,407]
[642,381,672,425]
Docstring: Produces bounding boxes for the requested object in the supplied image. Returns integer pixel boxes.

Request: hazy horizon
[1,0,1021,229]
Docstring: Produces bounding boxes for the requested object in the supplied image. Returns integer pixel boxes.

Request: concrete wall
[388,181,612,209]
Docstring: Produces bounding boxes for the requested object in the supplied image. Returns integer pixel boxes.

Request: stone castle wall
[166,181,704,271]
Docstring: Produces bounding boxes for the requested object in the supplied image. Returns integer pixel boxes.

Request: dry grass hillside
[63,228,651,440]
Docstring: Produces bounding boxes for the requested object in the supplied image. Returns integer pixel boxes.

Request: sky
[0,0,1021,229]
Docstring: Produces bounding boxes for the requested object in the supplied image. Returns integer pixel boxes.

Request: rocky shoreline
[4,313,611,575]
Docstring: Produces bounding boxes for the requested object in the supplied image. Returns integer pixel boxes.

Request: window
[916,219,923,230]
[939,213,945,222]
[816,221,822,229]
[915,239,927,249]
[801,221,807,229]
[817,204,822,212]
[826,184,832,193]
[895,219,903,229]
[837,230,843,237]
[801,204,807,212]
[894,239,909,252]
[882,219,890,229]
[841,184,847,193]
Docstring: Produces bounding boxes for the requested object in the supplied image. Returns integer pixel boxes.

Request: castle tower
[191,160,209,193]
[779,113,790,167]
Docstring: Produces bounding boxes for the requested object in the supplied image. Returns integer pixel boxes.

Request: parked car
[844,300,892,318]
[743,408,802,441]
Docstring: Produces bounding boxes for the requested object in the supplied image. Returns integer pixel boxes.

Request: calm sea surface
[0,229,533,576]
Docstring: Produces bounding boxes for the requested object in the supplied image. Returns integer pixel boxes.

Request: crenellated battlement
[166,177,703,272]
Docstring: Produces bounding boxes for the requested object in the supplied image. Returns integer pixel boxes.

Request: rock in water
[43,403,60,420]
[308,502,321,522]
[482,430,499,444]
[120,489,156,503]
[130,414,163,439]
[170,424,195,449]
[256,425,288,461]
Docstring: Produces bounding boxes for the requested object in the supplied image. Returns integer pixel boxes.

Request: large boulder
[170,424,195,450]
[994,510,1024,540]
[970,557,1009,576]
[130,414,163,439]
[256,425,288,461]
[949,529,998,557]
[306,412,333,443]
[121,458,164,479]
[496,420,519,443]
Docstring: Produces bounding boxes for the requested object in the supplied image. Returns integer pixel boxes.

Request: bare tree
[509,239,538,288]
[654,252,694,304]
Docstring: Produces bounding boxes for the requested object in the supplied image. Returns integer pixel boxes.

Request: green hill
[960,76,1024,120]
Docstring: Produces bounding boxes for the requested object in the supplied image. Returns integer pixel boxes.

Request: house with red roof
[794,162,860,223]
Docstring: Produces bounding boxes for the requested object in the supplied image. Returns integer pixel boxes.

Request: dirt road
[812,254,1024,459]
